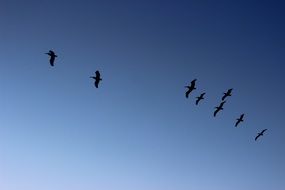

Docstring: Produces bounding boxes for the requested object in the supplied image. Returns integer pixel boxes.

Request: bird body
[90,70,102,88]
[235,114,244,127]
[222,88,233,101]
[214,101,226,117]
[195,93,205,105]
[255,129,267,141]
[45,50,57,66]
[185,79,197,98]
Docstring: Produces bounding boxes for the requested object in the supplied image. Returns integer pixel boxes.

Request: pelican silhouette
[214,101,226,117]
[185,79,197,98]
[235,114,244,127]
[90,70,102,88]
[195,93,205,105]
[45,50,57,66]
[255,129,267,141]
[222,88,233,101]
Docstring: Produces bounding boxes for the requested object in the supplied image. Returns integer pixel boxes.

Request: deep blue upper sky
[1,1,285,190]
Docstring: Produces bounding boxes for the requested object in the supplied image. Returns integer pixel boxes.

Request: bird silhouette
[235,114,244,127]
[214,101,226,117]
[45,50,57,66]
[90,70,102,88]
[185,79,197,98]
[255,129,267,141]
[222,88,233,101]
[195,93,205,105]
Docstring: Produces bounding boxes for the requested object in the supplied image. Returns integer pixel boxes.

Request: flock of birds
[184,79,268,141]
[46,50,268,141]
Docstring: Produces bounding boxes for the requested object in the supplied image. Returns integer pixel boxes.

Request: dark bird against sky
[90,70,102,88]
[185,79,197,98]
[255,129,268,141]
[214,101,226,117]
[222,88,233,101]
[195,93,205,105]
[235,114,245,127]
[45,50,57,66]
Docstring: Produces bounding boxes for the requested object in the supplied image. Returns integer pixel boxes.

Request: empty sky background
[1,0,285,189]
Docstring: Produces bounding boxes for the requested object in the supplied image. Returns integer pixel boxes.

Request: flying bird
[235,114,245,127]
[255,129,267,141]
[195,93,205,105]
[90,70,102,88]
[214,101,226,117]
[45,50,57,66]
[185,79,197,98]
[222,88,233,101]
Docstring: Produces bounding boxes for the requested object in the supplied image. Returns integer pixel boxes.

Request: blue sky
[1,0,285,189]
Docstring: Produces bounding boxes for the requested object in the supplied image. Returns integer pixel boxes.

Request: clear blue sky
[1,0,285,189]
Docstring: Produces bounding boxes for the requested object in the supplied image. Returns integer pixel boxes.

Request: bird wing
[185,89,190,98]
[195,98,199,105]
[50,57,55,66]
[95,80,99,88]
[235,120,240,127]
[255,134,261,141]
[214,109,219,117]
[261,129,267,134]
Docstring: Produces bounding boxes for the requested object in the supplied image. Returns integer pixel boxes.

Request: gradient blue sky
[1,0,285,189]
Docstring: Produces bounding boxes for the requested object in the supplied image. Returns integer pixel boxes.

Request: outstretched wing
[50,56,55,66]
[235,120,239,127]
[185,88,190,98]
[261,129,267,134]
[255,134,261,141]
[222,94,226,101]
[195,98,199,105]
[95,80,99,88]
[214,109,219,117]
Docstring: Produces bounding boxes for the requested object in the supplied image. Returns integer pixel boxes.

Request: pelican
[255,129,267,141]
[214,101,226,117]
[222,88,233,101]
[185,79,197,98]
[90,70,102,88]
[235,114,244,127]
[195,93,205,105]
[45,50,57,66]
